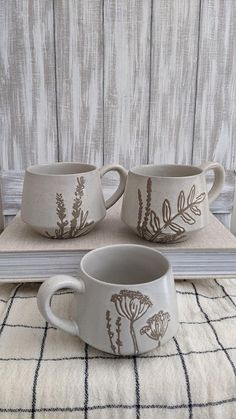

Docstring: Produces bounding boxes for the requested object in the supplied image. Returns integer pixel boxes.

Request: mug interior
[131,164,202,178]
[27,162,96,176]
[81,245,170,285]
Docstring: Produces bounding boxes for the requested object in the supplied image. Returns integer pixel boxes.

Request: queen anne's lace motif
[140,311,171,347]
[110,290,153,354]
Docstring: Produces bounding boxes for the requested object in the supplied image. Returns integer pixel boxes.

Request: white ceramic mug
[37,245,179,355]
[121,162,225,243]
[21,162,127,238]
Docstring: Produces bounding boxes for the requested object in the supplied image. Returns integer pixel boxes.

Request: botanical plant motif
[106,311,123,355]
[106,310,117,355]
[115,316,123,355]
[137,178,206,243]
[140,310,170,347]
[45,176,94,239]
[110,290,153,355]
[50,193,69,239]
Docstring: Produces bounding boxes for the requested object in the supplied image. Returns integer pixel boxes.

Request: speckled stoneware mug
[121,162,225,243]
[37,245,179,356]
[21,162,127,238]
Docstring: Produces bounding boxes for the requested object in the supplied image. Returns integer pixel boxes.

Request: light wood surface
[0,0,235,227]
[54,0,104,165]
[0,0,58,170]
[193,0,236,171]
[103,0,151,169]
[148,0,200,165]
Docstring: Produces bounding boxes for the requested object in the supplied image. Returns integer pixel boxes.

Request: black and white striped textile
[0,278,235,418]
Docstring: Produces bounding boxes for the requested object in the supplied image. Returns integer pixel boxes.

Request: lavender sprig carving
[46,176,94,239]
[106,311,123,355]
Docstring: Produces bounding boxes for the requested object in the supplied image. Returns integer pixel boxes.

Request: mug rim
[130,164,203,179]
[80,244,172,287]
[26,162,97,176]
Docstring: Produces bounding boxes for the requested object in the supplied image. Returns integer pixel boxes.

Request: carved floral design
[45,176,94,239]
[110,290,153,355]
[140,310,170,347]
[137,178,206,243]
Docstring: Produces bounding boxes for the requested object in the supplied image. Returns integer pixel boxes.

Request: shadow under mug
[121,162,225,243]
[21,162,127,238]
[37,245,179,356]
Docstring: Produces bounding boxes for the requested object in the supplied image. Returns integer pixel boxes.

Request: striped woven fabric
[0,278,235,419]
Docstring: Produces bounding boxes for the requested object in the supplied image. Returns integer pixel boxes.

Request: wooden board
[0,0,58,169]
[54,0,103,166]
[148,0,200,165]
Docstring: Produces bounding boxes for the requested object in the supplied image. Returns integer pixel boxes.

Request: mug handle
[198,162,225,204]
[37,275,85,336]
[99,164,127,209]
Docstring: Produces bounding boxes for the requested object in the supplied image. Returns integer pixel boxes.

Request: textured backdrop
[0,0,236,226]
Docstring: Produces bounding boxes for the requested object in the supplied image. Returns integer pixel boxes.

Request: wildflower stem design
[115,317,122,355]
[137,178,206,243]
[45,176,94,239]
[106,310,117,354]
[110,290,153,355]
[105,311,123,355]
[130,320,138,354]
[53,193,68,238]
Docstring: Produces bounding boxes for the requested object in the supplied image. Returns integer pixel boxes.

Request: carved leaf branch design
[46,176,94,239]
[137,178,206,243]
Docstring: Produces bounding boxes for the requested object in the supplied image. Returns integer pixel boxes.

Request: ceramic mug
[21,162,127,238]
[121,162,225,243]
[37,245,179,355]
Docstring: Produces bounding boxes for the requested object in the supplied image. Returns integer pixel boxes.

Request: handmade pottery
[21,162,127,238]
[121,162,225,243]
[37,245,179,355]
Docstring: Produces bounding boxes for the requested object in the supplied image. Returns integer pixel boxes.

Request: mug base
[80,322,179,357]
[136,224,209,244]
[122,216,208,244]
[139,232,188,244]
[22,218,98,240]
